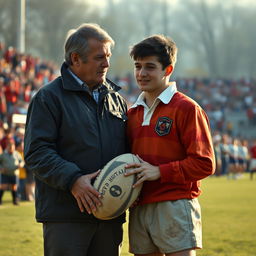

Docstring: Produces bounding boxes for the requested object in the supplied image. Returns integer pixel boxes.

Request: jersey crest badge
[155,117,172,136]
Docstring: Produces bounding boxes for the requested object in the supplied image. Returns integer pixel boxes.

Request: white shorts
[128,199,202,254]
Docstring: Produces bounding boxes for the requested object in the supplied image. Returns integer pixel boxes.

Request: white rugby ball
[93,153,142,220]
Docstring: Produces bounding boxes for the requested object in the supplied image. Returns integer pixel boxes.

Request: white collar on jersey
[131,81,177,109]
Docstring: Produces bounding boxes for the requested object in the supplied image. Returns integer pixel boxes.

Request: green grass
[0,174,255,256]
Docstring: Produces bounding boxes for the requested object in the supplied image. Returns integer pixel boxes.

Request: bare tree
[26,0,100,62]
[177,0,219,77]
[0,0,20,48]
[236,6,256,78]
[1,0,255,78]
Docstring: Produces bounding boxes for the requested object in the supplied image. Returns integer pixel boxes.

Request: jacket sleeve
[24,90,83,191]
[159,105,215,184]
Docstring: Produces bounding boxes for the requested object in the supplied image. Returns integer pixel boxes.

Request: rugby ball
[93,153,142,220]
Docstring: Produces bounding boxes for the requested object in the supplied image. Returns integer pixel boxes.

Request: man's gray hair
[64,23,114,65]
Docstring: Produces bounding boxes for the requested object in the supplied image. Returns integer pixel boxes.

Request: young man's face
[72,38,112,88]
[134,56,168,94]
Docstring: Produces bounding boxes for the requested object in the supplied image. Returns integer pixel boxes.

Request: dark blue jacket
[24,62,127,223]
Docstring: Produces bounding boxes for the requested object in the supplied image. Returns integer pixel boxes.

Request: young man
[24,23,127,256]
[125,35,215,256]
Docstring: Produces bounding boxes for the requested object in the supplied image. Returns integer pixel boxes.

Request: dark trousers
[43,221,123,256]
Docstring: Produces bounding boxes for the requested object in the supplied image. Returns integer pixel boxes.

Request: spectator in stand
[16,140,27,201]
[0,77,7,123]
[14,127,25,150]
[4,77,20,122]
[4,46,15,64]
[213,133,222,176]
[23,82,33,102]
[227,138,239,179]
[0,128,14,150]
[0,42,5,58]
[219,134,230,175]
[237,139,249,178]
[226,121,234,136]
[0,139,24,205]
[249,139,256,180]
[0,127,4,146]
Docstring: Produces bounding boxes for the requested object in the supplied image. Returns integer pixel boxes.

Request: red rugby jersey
[127,91,215,205]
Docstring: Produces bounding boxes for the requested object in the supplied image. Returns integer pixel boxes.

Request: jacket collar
[60,62,121,94]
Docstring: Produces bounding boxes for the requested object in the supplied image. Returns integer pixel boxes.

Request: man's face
[74,38,112,88]
[134,56,167,94]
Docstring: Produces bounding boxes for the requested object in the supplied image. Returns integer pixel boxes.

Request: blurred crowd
[0,43,58,205]
[212,132,256,180]
[0,44,255,205]
[0,42,58,126]
[176,77,256,133]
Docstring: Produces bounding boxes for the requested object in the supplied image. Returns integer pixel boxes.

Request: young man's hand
[124,155,160,187]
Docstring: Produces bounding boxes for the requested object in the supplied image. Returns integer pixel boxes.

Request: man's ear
[165,65,173,76]
[70,52,80,66]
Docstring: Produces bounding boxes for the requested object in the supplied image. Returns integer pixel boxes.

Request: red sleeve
[159,105,215,184]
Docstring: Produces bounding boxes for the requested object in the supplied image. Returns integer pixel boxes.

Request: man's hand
[124,155,160,187]
[71,170,102,214]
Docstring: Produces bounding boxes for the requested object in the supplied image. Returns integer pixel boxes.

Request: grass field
[0,174,256,256]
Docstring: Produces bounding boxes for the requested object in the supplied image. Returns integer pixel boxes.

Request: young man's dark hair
[130,34,178,69]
